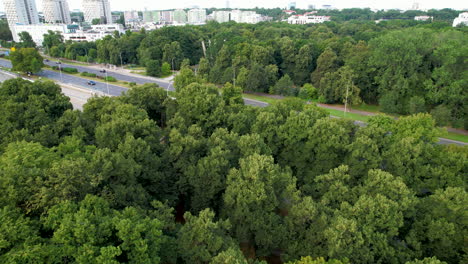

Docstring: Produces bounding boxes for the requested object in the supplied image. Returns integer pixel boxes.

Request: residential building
[82,0,112,24]
[187,8,206,24]
[160,11,174,23]
[63,23,124,42]
[230,10,271,24]
[414,16,432,21]
[3,0,39,37]
[124,10,140,24]
[42,0,71,24]
[212,10,230,23]
[288,15,331,24]
[173,9,187,23]
[143,10,153,22]
[12,23,67,44]
[453,12,468,27]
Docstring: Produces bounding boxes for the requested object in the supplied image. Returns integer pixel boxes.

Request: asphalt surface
[0,59,465,146]
[42,59,170,87]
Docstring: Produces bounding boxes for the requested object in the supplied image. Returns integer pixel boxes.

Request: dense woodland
[0,77,466,263]
[34,12,467,129]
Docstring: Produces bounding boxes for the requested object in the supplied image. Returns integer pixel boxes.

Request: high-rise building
[43,0,71,24]
[187,9,206,24]
[3,0,39,26]
[3,0,39,40]
[82,0,112,24]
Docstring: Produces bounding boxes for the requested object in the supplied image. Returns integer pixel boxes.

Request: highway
[0,59,465,146]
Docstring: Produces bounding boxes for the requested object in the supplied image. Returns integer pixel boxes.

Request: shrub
[62,67,78,74]
[104,76,117,82]
[298,83,318,100]
[129,82,137,87]
[80,71,96,78]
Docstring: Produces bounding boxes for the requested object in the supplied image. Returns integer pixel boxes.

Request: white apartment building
[414,16,432,21]
[212,10,230,23]
[288,15,331,24]
[64,24,124,42]
[124,10,139,24]
[82,0,112,24]
[12,23,67,44]
[453,12,468,27]
[173,9,187,23]
[3,0,39,37]
[43,0,71,24]
[187,9,206,24]
[160,11,174,23]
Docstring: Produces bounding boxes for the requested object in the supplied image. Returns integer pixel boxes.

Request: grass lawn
[352,103,381,113]
[443,132,468,143]
[322,108,371,122]
[242,93,281,104]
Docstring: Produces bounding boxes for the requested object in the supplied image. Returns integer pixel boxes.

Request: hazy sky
[0,0,466,12]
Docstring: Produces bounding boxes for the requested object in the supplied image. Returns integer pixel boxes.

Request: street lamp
[105,71,110,95]
[58,60,63,82]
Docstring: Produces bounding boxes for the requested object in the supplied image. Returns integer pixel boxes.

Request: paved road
[0,59,465,146]
[43,59,169,87]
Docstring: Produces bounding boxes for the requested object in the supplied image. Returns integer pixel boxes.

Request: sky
[0,0,466,12]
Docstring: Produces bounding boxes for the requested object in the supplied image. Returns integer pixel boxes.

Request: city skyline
[0,0,466,12]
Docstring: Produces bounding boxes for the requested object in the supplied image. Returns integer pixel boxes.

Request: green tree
[92,18,101,25]
[198,57,210,79]
[178,209,234,263]
[161,62,171,76]
[298,83,318,100]
[146,59,162,77]
[222,82,244,106]
[17,31,36,48]
[42,30,63,53]
[311,47,339,88]
[42,195,165,263]
[10,48,44,73]
[270,74,296,96]
[0,20,13,41]
[174,66,201,92]
[319,66,361,105]
[223,154,299,257]
[162,41,184,70]
[406,187,467,263]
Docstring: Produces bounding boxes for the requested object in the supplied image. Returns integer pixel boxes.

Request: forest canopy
[0,78,466,263]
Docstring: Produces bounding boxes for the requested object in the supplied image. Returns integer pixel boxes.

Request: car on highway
[44,59,49,62]
[87,80,96,85]
[99,69,106,73]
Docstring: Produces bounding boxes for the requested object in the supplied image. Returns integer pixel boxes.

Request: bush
[161,62,171,76]
[129,82,137,87]
[80,71,97,78]
[104,76,117,82]
[380,91,403,114]
[298,83,318,100]
[62,67,78,74]
[430,105,451,127]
